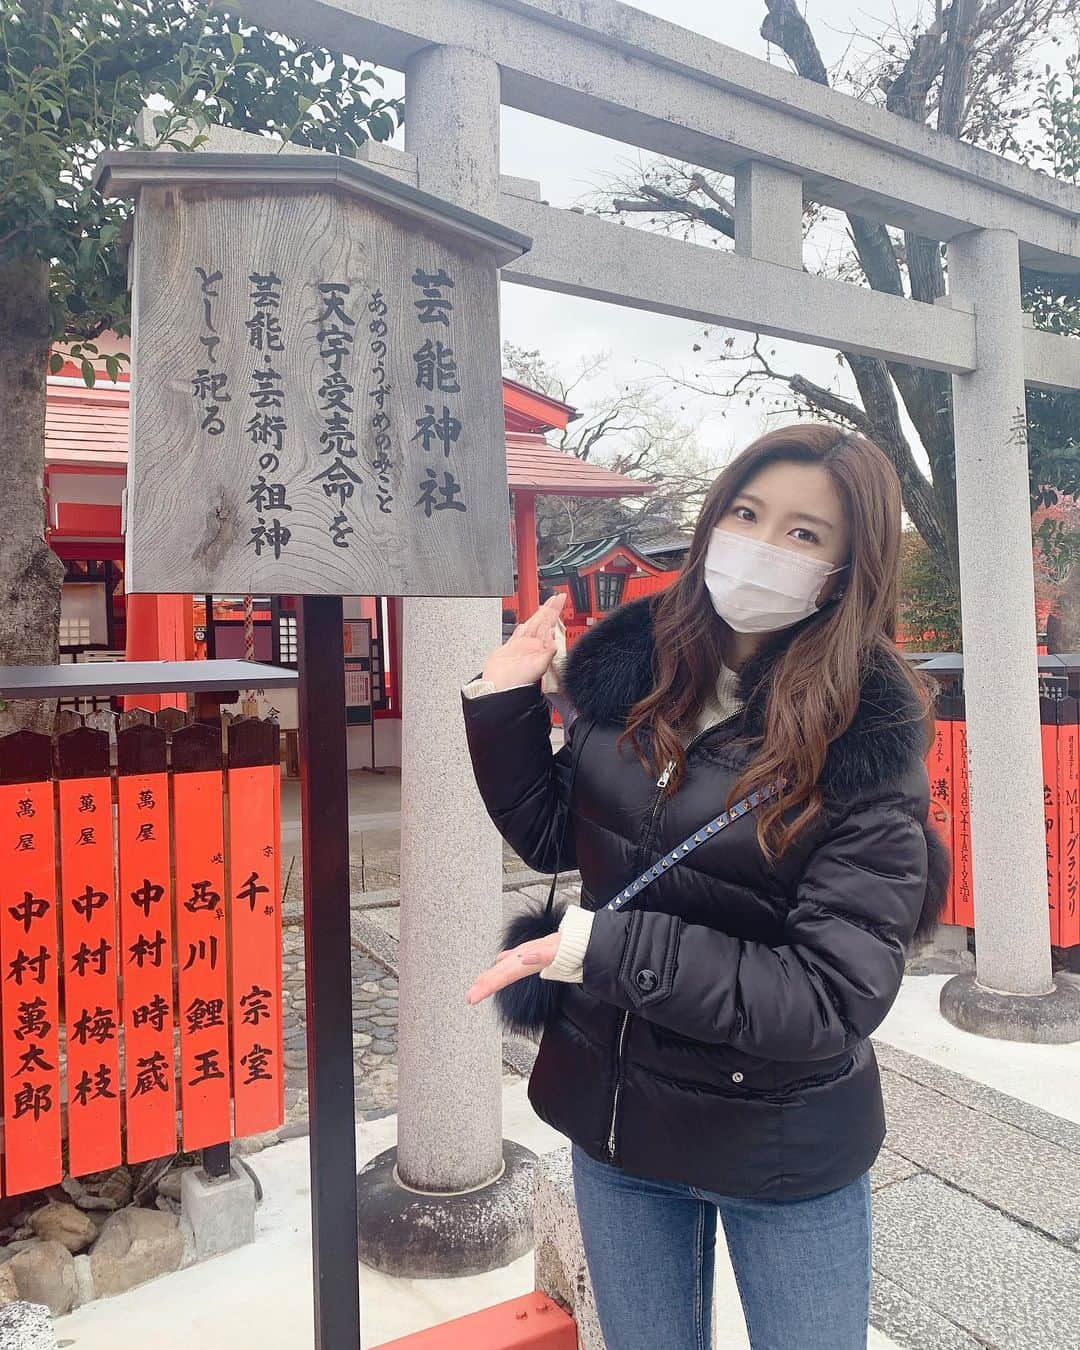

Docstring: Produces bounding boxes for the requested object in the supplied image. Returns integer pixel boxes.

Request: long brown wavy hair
[616,424,934,861]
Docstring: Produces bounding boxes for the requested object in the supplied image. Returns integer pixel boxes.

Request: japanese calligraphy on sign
[101,152,529,597]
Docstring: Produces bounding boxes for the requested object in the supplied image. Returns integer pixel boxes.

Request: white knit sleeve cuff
[462,678,534,699]
[539,904,595,983]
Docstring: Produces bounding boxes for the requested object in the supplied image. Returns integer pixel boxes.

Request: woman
[459,425,949,1350]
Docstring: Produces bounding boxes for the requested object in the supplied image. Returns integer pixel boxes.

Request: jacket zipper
[605,708,744,1161]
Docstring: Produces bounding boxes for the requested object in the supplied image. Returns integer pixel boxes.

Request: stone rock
[178,1218,197,1271]
[58,1179,82,1205]
[155,1170,187,1204]
[73,1254,94,1309]
[0,1265,17,1306]
[0,1198,36,1236]
[235,1129,280,1157]
[7,1241,77,1317]
[70,1168,132,1213]
[88,1208,183,1298]
[29,1203,97,1255]
[0,1301,56,1349]
[0,1242,38,1260]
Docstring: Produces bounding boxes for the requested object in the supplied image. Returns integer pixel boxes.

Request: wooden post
[296,594,361,1349]
[513,490,540,620]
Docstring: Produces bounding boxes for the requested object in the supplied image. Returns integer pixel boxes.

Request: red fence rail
[929,695,1080,946]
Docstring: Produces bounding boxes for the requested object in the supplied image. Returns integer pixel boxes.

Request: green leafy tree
[0,0,401,730]
[899,530,962,652]
[1022,54,1080,642]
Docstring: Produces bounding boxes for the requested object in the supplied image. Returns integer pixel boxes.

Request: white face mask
[704,528,847,634]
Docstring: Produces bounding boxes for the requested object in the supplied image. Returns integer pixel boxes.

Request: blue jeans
[570,1141,872,1350]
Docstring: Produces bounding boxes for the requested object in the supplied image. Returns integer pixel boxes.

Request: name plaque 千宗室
[95,152,531,599]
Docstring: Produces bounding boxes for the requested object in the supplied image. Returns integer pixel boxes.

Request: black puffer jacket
[461,596,949,1200]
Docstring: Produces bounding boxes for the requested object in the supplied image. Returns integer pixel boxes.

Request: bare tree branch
[761,0,829,84]
[843,355,952,561]
[689,173,736,217]
[938,0,981,135]
[885,15,948,121]
[573,0,1069,585]
[610,184,735,238]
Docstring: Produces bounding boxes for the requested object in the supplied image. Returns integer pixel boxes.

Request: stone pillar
[940,227,1080,1042]
[355,44,538,1274]
[733,160,803,270]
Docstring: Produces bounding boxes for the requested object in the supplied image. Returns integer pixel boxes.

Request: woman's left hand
[465,933,561,1005]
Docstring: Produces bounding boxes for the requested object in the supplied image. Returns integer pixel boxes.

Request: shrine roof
[501,377,580,434]
[505,434,652,499]
[637,533,693,556]
[538,533,663,574]
[44,373,652,501]
[45,378,129,466]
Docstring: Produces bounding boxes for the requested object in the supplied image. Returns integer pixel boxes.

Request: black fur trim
[561,595,949,942]
[494,900,569,1036]
[560,597,658,727]
[916,824,952,944]
[562,595,927,804]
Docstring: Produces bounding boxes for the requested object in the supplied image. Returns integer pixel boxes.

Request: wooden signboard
[95,152,529,600]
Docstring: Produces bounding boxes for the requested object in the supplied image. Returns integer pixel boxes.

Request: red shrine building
[43,343,658,767]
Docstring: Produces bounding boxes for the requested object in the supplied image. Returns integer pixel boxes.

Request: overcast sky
[370,1,923,469]
[513,0,908,468]
[372,1,1065,475]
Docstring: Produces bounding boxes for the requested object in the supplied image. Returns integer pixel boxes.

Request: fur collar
[561,595,927,804]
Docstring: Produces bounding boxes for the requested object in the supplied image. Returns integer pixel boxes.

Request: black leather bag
[493,717,596,1037]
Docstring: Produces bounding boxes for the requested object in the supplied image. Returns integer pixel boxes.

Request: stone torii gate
[235,0,1080,1319]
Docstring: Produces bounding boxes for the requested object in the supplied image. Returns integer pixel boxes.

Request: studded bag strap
[602,780,784,913]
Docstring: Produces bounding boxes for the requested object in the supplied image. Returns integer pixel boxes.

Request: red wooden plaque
[1057,698,1080,949]
[227,721,283,1138]
[926,717,955,925]
[0,733,63,1194]
[117,724,176,1163]
[951,716,974,928]
[173,724,232,1150]
[58,727,122,1176]
[1041,701,1062,947]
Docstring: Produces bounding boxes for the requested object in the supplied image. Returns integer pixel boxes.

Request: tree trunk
[0,255,65,734]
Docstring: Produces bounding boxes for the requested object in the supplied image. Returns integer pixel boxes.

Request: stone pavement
[279,927,402,1129]
[272,783,1080,1347]
[353,902,1080,1349]
[867,1038,1080,1349]
[345,890,1080,1348]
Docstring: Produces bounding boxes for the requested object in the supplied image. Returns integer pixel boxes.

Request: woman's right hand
[481,593,567,692]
